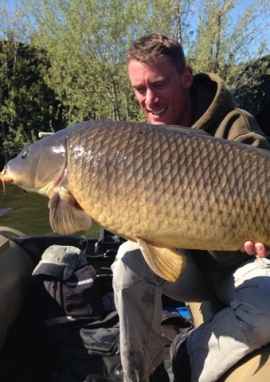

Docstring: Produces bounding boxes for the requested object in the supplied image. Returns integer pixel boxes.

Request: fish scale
[1,120,270,281]
[68,123,267,245]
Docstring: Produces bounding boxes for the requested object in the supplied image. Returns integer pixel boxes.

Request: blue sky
[2,0,16,10]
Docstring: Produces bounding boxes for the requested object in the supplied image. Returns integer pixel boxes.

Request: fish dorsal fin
[48,188,92,234]
[136,238,186,282]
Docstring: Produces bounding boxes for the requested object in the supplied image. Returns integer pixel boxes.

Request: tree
[1,0,269,150]
[187,0,270,88]
[232,55,270,137]
[24,0,195,124]
[0,3,28,161]
[0,4,65,162]
[0,40,64,159]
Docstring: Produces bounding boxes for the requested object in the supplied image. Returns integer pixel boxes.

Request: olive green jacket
[189,72,269,271]
[191,72,269,148]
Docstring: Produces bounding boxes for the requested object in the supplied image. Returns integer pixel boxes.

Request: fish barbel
[1,120,270,281]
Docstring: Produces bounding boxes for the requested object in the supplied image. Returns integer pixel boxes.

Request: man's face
[128,56,193,126]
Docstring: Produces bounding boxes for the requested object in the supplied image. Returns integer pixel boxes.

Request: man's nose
[145,88,159,106]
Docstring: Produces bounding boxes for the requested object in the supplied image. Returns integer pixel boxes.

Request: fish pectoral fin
[48,189,92,235]
[136,238,186,282]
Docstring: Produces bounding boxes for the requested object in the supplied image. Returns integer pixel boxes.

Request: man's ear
[182,66,193,89]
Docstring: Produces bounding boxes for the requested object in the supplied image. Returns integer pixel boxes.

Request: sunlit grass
[0,184,100,237]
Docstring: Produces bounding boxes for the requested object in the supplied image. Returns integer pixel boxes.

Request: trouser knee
[234,303,270,347]
[112,241,155,289]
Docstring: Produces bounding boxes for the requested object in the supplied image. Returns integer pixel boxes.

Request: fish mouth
[0,169,14,195]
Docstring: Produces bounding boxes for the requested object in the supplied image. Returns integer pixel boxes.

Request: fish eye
[21,149,29,159]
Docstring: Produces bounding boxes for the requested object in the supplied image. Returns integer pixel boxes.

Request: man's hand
[240,241,269,258]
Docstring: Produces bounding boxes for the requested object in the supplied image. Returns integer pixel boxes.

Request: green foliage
[188,0,270,86]
[25,0,270,125]
[0,40,63,159]
[232,55,270,116]
[0,0,270,158]
[26,0,195,124]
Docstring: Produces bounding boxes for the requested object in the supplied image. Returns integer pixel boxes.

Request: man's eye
[155,83,165,88]
[135,88,145,94]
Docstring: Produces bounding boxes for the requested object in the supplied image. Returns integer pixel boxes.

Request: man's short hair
[127,33,186,74]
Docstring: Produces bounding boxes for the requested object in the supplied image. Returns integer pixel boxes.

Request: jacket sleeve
[218,108,270,150]
[207,107,270,151]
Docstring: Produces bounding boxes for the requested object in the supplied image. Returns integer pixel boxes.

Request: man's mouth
[148,107,166,115]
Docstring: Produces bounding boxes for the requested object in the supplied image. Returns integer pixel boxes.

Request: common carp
[1,120,270,281]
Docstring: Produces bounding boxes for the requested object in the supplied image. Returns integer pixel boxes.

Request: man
[112,33,270,382]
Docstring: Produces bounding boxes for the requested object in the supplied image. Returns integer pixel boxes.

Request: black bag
[0,236,194,382]
[35,264,103,324]
[32,245,104,323]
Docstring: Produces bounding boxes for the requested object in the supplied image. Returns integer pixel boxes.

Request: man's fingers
[255,243,269,258]
[240,241,269,258]
[242,241,256,255]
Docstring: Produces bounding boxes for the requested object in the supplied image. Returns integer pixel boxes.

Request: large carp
[1,120,270,281]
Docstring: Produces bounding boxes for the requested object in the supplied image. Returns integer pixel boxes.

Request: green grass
[0,184,100,237]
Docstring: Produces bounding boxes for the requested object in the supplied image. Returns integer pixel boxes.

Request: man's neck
[178,95,194,127]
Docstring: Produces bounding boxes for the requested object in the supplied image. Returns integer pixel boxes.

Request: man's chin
[148,115,169,125]
[150,121,167,125]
